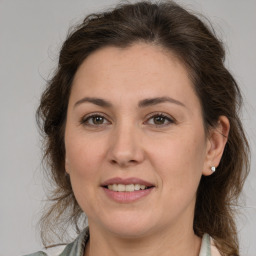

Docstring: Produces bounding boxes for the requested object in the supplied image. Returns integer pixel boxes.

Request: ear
[202,116,230,176]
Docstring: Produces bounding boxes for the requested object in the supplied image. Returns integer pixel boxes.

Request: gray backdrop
[0,0,255,255]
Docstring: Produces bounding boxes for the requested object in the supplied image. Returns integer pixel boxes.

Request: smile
[101,177,155,203]
[107,184,150,192]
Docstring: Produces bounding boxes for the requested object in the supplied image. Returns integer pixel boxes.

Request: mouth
[104,184,154,192]
[101,177,155,203]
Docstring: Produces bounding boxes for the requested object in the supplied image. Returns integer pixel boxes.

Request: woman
[27,1,250,256]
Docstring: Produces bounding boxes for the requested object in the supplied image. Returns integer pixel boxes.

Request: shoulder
[23,227,89,256]
[23,252,47,256]
[23,246,66,256]
[24,246,66,256]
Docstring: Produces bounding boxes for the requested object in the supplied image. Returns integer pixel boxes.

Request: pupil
[94,116,103,124]
[154,116,164,124]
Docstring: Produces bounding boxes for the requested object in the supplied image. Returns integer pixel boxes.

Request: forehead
[71,43,199,110]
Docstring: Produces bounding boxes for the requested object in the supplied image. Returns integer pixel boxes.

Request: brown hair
[37,1,250,255]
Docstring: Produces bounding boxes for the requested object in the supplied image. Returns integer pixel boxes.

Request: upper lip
[101,177,155,187]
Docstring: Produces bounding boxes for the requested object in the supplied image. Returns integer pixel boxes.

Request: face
[65,43,212,238]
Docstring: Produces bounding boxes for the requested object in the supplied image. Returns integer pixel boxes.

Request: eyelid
[145,112,176,126]
[80,112,111,126]
[80,111,176,127]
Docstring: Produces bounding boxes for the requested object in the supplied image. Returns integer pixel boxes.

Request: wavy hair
[37,1,250,255]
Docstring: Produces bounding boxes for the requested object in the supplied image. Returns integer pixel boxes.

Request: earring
[211,166,216,172]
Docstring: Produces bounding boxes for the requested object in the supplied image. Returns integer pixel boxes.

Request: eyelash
[80,112,175,128]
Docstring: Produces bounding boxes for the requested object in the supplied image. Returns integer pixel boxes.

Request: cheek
[152,138,204,220]
[65,134,103,180]
[65,136,103,212]
[153,133,206,190]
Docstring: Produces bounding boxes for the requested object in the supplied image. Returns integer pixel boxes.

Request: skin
[65,43,229,256]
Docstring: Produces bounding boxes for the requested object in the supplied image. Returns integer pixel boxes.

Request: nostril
[110,159,137,167]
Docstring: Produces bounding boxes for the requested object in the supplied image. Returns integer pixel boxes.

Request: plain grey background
[0,0,255,255]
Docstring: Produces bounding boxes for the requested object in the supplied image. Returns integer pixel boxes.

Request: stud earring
[211,166,216,172]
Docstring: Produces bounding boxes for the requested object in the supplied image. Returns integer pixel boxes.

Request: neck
[84,223,201,256]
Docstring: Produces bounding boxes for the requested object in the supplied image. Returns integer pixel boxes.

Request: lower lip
[102,187,154,203]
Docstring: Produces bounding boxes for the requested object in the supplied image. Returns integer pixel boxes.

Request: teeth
[126,184,134,192]
[134,184,140,191]
[107,184,149,192]
[117,184,125,192]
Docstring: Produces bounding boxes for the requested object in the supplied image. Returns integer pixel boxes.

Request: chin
[107,224,154,239]
[95,211,158,239]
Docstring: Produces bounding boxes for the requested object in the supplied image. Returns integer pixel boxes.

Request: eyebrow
[74,96,186,109]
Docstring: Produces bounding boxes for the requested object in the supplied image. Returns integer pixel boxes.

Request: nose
[107,122,145,168]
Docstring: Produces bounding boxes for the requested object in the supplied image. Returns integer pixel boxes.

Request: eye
[146,113,175,127]
[80,112,175,128]
[80,113,110,127]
